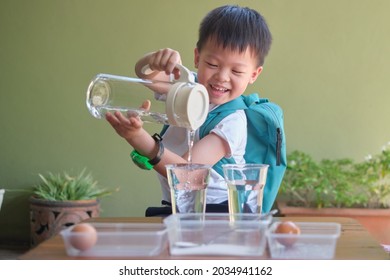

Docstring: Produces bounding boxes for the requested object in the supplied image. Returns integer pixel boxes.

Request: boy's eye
[206,62,218,68]
[233,70,244,74]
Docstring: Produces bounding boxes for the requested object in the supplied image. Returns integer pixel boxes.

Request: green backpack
[198,93,287,213]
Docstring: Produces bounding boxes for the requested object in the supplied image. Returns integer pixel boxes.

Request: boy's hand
[105,100,151,141]
[147,48,182,80]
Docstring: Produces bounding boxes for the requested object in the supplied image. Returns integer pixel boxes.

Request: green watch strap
[130,150,154,170]
[130,133,164,170]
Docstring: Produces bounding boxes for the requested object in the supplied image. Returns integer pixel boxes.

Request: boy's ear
[194,48,199,68]
[249,66,263,84]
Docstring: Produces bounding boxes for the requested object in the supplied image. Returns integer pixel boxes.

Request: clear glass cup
[166,163,212,214]
[222,163,269,215]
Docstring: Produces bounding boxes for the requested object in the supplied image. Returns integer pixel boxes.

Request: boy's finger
[140,100,151,111]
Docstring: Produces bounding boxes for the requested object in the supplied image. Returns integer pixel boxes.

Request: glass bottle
[86,65,209,131]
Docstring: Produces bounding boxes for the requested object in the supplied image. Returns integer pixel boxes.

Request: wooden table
[20,216,390,260]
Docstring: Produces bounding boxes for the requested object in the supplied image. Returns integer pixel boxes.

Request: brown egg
[69,223,98,251]
[275,221,301,247]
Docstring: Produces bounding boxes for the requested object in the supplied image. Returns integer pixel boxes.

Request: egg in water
[69,223,98,251]
[275,221,301,247]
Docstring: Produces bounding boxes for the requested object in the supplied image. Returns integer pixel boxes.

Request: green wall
[1,0,389,245]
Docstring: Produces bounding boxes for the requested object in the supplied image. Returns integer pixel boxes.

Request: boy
[106,5,272,213]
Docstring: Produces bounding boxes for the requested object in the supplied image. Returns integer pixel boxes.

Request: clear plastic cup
[166,163,212,214]
[222,164,269,214]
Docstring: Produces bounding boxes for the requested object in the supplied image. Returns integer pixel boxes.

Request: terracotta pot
[278,201,390,245]
[29,197,100,246]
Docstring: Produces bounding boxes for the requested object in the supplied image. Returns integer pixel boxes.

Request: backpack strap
[160,124,169,136]
[199,95,249,137]
[198,95,254,176]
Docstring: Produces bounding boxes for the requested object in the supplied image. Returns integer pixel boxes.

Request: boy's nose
[214,69,230,82]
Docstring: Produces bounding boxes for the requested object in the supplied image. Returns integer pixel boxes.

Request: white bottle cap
[166,81,209,130]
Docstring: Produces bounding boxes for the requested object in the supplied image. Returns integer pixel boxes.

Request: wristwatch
[130,133,164,170]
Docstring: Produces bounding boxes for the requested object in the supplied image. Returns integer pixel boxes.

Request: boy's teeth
[212,85,227,92]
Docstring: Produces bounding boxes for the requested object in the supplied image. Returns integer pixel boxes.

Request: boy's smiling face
[194,39,263,105]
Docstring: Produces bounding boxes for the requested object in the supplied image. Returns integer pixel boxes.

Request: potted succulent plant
[30,169,116,246]
[277,142,390,244]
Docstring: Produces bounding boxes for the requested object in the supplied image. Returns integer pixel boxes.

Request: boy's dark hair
[196,5,272,66]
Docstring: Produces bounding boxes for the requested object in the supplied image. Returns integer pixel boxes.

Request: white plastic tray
[164,213,272,256]
[60,222,167,257]
[267,222,341,259]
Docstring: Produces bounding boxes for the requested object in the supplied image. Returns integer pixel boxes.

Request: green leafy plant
[279,142,390,209]
[33,169,115,201]
[354,142,390,208]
